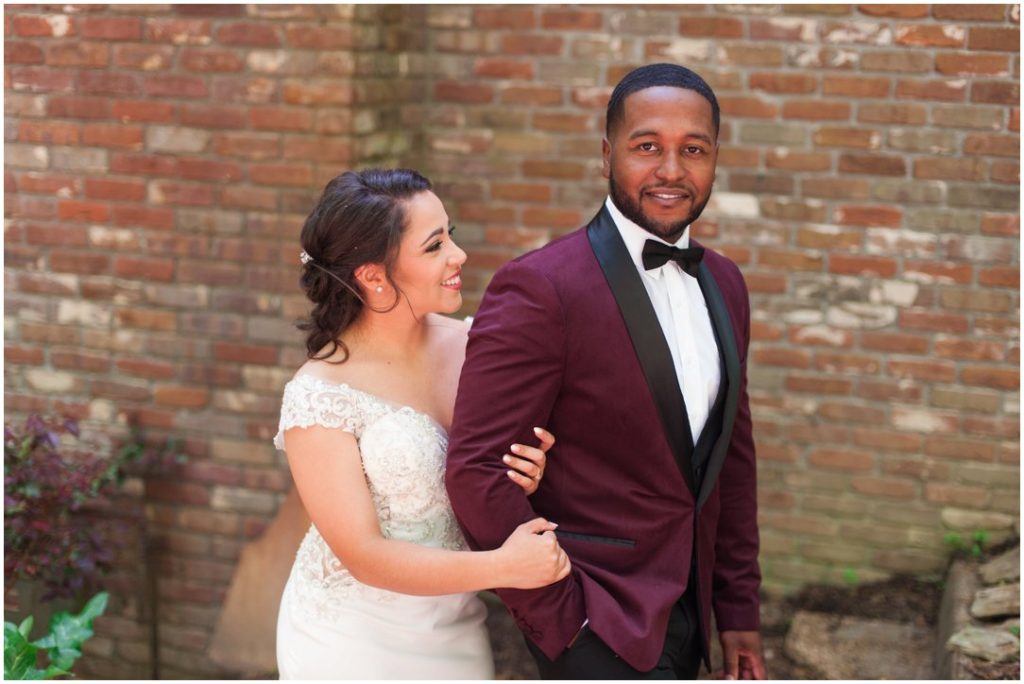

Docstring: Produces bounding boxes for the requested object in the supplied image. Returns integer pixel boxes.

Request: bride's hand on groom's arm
[504,427,555,496]
[493,517,571,589]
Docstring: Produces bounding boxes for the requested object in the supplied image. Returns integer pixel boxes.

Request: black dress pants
[525,588,703,680]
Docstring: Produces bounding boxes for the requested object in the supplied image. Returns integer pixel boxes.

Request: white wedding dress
[274,374,493,679]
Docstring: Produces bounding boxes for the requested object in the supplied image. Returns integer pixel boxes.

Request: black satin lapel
[694,261,741,509]
[586,208,697,496]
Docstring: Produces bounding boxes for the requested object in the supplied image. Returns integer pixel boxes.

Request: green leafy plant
[943,530,990,559]
[1009,624,1020,638]
[4,591,108,679]
[841,567,859,586]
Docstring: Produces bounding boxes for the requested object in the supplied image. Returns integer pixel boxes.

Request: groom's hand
[718,630,765,680]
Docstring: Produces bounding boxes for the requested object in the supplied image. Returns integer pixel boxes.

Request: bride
[275,168,569,679]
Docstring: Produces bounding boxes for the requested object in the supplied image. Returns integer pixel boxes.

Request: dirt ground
[485,574,946,680]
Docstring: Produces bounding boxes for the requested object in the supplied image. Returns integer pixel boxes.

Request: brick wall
[4,3,1019,677]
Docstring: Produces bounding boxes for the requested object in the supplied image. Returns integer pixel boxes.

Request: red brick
[146,18,213,44]
[859,4,929,18]
[176,47,242,72]
[829,253,897,276]
[522,207,582,230]
[116,357,176,379]
[934,338,1005,362]
[914,157,986,181]
[759,248,824,272]
[491,183,552,203]
[5,41,46,65]
[50,251,109,274]
[754,348,812,369]
[858,380,923,403]
[978,266,1018,287]
[749,72,817,94]
[543,9,603,31]
[981,213,1019,236]
[924,483,988,506]
[154,385,210,409]
[813,127,880,149]
[284,24,353,49]
[810,447,874,471]
[151,181,216,207]
[282,80,352,106]
[782,98,847,120]
[45,41,109,67]
[249,163,313,187]
[475,7,536,29]
[786,375,854,395]
[814,353,882,375]
[896,24,966,48]
[18,121,81,145]
[935,53,1010,76]
[904,260,972,284]
[933,5,1008,21]
[899,309,969,334]
[250,107,313,131]
[85,178,146,202]
[7,196,56,220]
[435,81,495,104]
[114,256,175,282]
[969,26,1019,52]
[58,200,109,223]
[52,350,110,373]
[853,428,923,453]
[11,14,76,38]
[177,158,243,182]
[282,136,352,163]
[79,16,141,40]
[501,33,563,55]
[721,96,778,119]
[111,205,173,231]
[213,341,278,365]
[213,133,280,159]
[895,78,967,101]
[112,43,175,71]
[835,205,901,227]
[110,152,177,176]
[16,172,79,196]
[991,160,1019,184]
[221,186,278,211]
[851,477,916,499]
[822,75,890,97]
[47,95,111,120]
[473,58,534,80]
[216,22,281,46]
[110,100,175,123]
[501,85,562,106]
[858,102,928,125]
[970,80,1019,104]
[964,134,1019,157]
[79,70,141,95]
[179,104,247,130]
[960,366,1019,390]
[83,123,144,149]
[888,359,956,383]
[10,67,75,93]
[679,16,743,37]
[145,74,208,98]
[838,153,906,176]
[522,160,585,180]
[6,345,45,365]
[115,307,177,331]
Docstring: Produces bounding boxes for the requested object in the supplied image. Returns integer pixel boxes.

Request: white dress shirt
[605,197,721,444]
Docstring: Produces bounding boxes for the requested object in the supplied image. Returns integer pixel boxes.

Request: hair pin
[299,250,313,265]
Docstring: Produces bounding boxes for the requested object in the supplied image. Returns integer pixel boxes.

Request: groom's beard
[608,172,712,243]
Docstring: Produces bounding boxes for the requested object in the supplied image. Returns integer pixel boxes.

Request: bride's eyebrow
[419,227,444,246]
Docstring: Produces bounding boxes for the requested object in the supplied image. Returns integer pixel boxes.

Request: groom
[446,64,764,679]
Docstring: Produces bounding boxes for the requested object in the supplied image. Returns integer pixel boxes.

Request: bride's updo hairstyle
[297,168,432,362]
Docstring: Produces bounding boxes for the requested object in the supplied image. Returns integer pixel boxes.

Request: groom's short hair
[606,63,720,139]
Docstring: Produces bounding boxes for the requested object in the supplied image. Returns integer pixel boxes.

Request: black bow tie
[641,240,705,276]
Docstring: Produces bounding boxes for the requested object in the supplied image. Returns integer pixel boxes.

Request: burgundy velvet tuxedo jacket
[445,206,761,672]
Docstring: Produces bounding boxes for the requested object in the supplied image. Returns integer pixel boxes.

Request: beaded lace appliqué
[275,375,468,618]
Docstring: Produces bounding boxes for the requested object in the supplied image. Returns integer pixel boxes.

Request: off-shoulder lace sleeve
[273,376,365,451]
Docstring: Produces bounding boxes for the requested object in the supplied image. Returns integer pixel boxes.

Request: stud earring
[375,286,383,293]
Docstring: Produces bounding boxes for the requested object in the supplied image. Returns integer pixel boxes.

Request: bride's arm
[284,424,570,596]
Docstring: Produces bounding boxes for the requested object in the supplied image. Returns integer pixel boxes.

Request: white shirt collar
[604,196,691,279]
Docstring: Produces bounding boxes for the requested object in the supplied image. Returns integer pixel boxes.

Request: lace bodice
[274,374,468,615]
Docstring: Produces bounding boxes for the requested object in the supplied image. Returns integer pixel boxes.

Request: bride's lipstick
[441,268,462,290]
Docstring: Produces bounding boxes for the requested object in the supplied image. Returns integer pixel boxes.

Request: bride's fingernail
[533,427,543,435]
[510,444,522,453]
[502,455,512,463]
